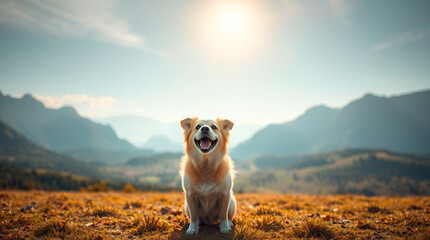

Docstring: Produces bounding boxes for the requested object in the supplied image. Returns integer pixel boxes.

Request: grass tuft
[90,206,118,217]
[40,203,56,213]
[418,227,430,240]
[356,220,376,230]
[0,212,33,231]
[367,205,381,213]
[125,215,170,235]
[124,200,143,209]
[0,192,12,199]
[254,215,285,232]
[289,219,335,239]
[231,226,265,240]
[33,218,73,238]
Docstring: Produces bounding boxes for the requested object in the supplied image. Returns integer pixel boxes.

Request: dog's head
[180,118,234,157]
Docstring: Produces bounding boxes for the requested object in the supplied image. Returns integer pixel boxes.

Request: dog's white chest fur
[194,182,220,197]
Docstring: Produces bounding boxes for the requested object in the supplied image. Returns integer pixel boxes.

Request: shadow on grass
[171,223,238,240]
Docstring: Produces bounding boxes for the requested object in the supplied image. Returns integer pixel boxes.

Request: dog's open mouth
[194,137,217,153]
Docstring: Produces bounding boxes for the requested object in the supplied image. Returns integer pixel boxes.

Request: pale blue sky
[1,0,430,125]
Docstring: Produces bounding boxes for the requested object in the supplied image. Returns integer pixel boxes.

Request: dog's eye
[211,125,217,130]
[196,125,201,130]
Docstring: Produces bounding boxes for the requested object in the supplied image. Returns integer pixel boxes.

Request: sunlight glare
[216,3,246,36]
[194,1,269,63]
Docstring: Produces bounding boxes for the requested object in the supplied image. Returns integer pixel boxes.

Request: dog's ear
[180,117,197,133]
[217,119,234,132]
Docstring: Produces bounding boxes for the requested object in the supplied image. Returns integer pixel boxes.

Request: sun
[222,11,242,33]
[194,1,268,62]
[212,2,250,39]
[216,3,247,36]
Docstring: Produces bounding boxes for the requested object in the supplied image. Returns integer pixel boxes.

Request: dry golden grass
[90,205,119,218]
[33,217,74,238]
[0,191,429,239]
[289,219,335,239]
[125,215,171,235]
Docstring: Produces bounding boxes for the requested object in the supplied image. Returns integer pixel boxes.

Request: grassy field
[0,191,429,239]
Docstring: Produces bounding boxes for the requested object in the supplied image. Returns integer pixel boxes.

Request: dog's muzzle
[194,131,218,153]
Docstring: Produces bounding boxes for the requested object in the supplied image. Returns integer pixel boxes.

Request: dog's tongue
[200,138,212,150]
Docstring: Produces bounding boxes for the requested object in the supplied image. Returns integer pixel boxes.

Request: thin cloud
[370,27,430,52]
[0,0,171,57]
[33,94,117,118]
[327,0,353,26]
[11,93,151,118]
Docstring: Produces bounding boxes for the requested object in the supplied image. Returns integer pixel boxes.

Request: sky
[1,0,430,126]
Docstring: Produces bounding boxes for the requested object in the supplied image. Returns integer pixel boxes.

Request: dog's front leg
[185,192,199,235]
[218,190,232,233]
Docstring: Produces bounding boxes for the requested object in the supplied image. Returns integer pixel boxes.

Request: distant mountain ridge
[0,92,152,163]
[232,90,430,160]
[141,135,183,153]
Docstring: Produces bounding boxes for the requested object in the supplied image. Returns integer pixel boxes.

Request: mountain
[141,135,183,153]
[0,120,100,177]
[0,93,152,163]
[235,149,430,195]
[232,105,340,159]
[232,90,430,160]
[316,93,430,153]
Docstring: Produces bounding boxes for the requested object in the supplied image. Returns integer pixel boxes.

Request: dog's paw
[228,220,234,228]
[219,220,231,233]
[186,222,199,235]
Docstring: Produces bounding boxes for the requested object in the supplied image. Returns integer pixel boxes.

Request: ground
[0,191,429,239]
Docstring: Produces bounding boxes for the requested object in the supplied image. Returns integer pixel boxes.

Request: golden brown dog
[179,118,236,235]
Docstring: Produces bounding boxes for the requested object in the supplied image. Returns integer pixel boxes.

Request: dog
[179,117,236,235]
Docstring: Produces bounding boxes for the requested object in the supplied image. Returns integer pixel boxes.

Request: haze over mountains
[141,135,183,153]
[96,114,183,147]
[97,115,262,149]
[231,90,430,160]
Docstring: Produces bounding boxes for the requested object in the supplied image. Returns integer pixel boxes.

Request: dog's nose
[201,126,209,134]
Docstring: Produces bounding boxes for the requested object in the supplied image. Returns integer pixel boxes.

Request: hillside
[232,90,430,160]
[0,93,152,163]
[0,121,100,177]
[236,149,430,195]
[0,161,98,190]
